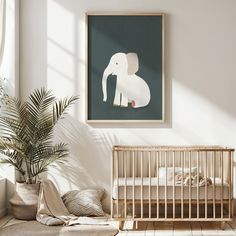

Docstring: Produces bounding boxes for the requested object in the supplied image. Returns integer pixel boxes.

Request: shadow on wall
[47,115,120,212]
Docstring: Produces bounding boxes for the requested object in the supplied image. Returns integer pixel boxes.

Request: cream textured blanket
[36,179,108,226]
[174,172,212,186]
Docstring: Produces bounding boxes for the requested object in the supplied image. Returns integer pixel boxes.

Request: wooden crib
[111,146,234,229]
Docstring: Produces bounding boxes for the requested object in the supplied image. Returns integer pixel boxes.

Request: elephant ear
[126,53,139,75]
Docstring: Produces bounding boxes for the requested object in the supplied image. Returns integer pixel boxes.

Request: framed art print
[86,13,165,123]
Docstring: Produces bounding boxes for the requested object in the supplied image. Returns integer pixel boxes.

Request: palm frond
[0,150,25,177]
[53,96,79,125]
[31,143,68,177]
[0,117,18,137]
[0,117,30,144]
[29,88,55,112]
[1,97,22,121]
[26,88,56,143]
[31,143,68,164]
[0,138,24,155]
[0,98,33,143]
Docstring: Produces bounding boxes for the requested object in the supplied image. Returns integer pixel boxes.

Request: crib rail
[111,146,234,224]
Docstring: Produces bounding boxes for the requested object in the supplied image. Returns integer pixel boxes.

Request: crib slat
[213,151,216,219]
[221,151,223,219]
[129,151,132,178]
[181,151,184,219]
[124,151,127,218]
[136,151,138,179]
[231,151,234,218]
[205,151,208,219]
[116,151,119,218]
[189,151,192,219]
[156,151,159,219]
[132,151,135,219]
[165,151,167,219]
[229,151,232,219]
[121,151,124,178]
[141,151,143,219]
[111,150,114,218]
[197,151,199,219]
[148,151,151,218]
[173,151,175,219]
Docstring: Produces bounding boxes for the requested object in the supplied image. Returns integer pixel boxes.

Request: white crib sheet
[112,177,230,200]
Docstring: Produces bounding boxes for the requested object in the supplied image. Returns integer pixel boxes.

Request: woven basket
[10,182,40,220]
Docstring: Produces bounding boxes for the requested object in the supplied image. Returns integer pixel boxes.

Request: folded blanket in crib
[174,172,212,186]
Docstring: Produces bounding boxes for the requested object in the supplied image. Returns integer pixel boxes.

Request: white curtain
[0,0,6,68]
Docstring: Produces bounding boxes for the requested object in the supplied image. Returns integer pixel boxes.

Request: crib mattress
[112,177,230,200]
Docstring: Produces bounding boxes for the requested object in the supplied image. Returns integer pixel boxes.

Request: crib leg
[135,221,138,229]
[220,221,225,230]
[119,221,124,230]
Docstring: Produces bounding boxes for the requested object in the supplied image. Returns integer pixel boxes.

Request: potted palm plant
[0,87,78,219]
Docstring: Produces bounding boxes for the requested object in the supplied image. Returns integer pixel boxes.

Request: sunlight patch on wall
[47,0,74,53]
[47,67,73,96]
[47,0,77,117]
[47,40,75,80]
[173,80,236,145]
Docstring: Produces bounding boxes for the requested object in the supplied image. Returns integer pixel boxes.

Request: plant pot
[9,182,40,220]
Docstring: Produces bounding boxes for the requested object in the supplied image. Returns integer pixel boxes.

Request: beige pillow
[62,188,105,217]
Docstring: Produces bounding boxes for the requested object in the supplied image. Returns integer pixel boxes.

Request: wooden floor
[116,220,236,235]
[1,216,236,235]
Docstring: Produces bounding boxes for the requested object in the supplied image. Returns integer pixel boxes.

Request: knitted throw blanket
[36,179,108,226]
[174,172,212,186]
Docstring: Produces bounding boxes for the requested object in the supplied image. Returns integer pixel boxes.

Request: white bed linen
[112,177,229,200]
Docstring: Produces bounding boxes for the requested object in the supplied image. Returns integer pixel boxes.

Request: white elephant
[102,52,151,108]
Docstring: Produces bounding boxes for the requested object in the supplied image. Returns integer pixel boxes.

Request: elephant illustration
[102,52,151,108]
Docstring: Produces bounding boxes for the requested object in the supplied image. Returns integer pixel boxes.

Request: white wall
[20,0,236,212]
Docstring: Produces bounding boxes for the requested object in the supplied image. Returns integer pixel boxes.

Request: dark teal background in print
[87,15,163,120]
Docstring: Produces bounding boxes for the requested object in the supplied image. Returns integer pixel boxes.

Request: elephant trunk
[102,66,112,102]
[102,73,108,102]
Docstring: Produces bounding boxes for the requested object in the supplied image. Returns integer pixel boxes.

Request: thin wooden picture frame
[85,13,165,123]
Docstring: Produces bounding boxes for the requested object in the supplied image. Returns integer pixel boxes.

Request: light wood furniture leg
[119,220,124,230]
[220,221,225,230]
[135,221,138,229]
